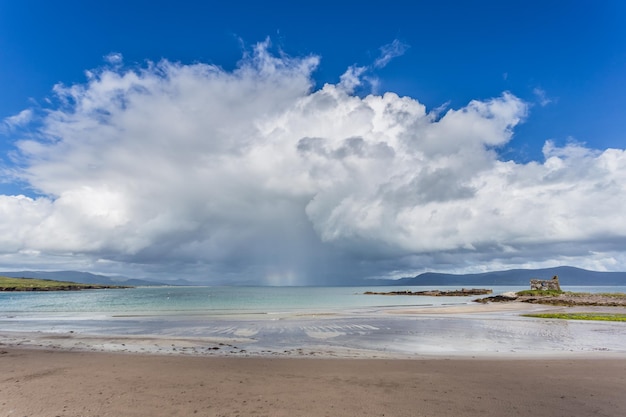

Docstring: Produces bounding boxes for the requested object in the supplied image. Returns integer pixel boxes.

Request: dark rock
[475,292,519,303]
[365,288,493,296]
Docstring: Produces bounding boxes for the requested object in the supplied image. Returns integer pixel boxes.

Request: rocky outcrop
[516,293,626,307]
[365,288,493,296]
[474,292,519,303]
[476,291,626,306]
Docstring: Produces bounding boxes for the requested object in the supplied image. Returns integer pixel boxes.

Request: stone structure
[530,275,561,291]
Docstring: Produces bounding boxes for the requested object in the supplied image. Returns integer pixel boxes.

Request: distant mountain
[0,271,170,287]
[3,266,625,287]
[381,266,626,287]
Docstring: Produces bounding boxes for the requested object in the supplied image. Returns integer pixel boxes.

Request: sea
[1,285,625,357]
[0,285,521,316]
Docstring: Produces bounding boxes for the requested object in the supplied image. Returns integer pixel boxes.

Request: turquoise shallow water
[1,285,624,316]
[0,285,506,316]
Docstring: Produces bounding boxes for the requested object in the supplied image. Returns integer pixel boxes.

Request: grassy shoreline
[523,312,626,322]
[516,289,626,298]
[0,276,131,291]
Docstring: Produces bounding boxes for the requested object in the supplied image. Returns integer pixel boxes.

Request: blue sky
[1,1,625,283]
[3,1,625,163]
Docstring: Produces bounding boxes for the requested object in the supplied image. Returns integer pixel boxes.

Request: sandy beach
[1,348,625,417]
[2,299,626,416]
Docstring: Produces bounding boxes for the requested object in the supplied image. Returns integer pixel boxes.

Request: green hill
[0,276,131,291]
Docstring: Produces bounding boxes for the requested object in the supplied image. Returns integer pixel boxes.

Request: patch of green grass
[0,276,128,291]
[565,292,626,298]
[1,276,82,288]
[523,312,626,322]
[516,289,563,297]
[516,290,626,298]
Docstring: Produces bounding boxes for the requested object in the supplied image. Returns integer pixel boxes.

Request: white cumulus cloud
[1,41,625,283]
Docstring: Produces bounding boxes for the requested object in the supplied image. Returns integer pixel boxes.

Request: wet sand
[2,301,626,358]
[1,348,625,417]
[2,302,626,416]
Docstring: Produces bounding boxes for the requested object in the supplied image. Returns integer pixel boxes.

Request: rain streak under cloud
[1,40,626,284]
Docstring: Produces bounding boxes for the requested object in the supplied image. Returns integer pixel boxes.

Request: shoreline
[3,302,626,416]
[2,302,626,359]
[1,348,625,417]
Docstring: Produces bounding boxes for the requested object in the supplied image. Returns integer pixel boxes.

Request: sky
[1,0,625,284]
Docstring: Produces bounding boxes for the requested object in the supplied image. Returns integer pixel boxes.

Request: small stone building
[530,275,561,291]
